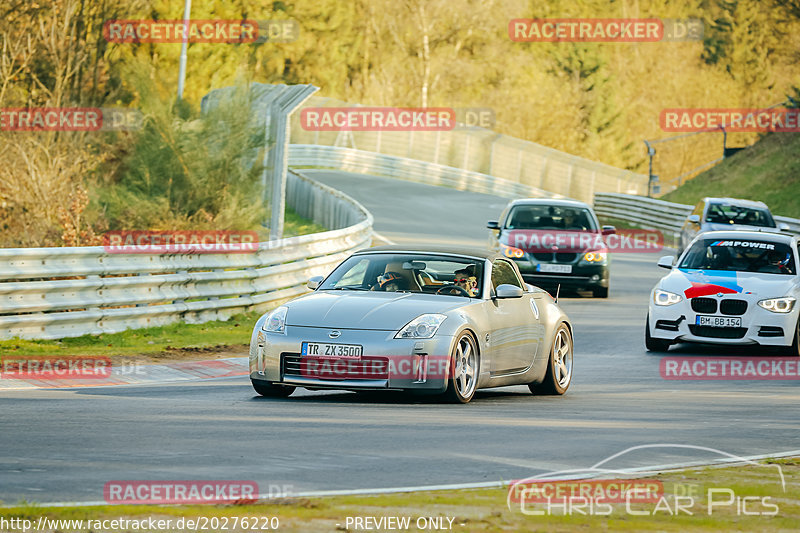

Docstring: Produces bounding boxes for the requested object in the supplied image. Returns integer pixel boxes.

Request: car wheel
[251,379,295,398]
[645,315,672,352]
[593,286,609,298]
[785,317,800,357]
[530,323,572,395]
[443,332,479,404]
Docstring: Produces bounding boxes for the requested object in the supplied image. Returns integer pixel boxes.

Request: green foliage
[661,132,800,218]
[97,79,268,231]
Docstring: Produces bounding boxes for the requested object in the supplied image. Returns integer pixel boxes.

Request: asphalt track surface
[1,170,798,504]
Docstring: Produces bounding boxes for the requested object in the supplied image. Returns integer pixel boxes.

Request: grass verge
[0,311,261,360]
[660,132,800,219]
[1,458,797,532]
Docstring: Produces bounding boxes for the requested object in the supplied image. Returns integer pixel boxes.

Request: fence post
[462,133,471,169]
[643,139,657,197]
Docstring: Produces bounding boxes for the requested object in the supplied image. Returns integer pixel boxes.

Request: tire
[251,379,295,398]
[530,323,573,395]
[784,317,800,357]
[443,332,479,404]
[645,315,672,352]
[592,286,609,298]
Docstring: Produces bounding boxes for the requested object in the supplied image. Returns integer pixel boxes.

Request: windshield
[505,205,598,231]
[704,203,775,228]
[679,238,796,275]
[319,253,485,297]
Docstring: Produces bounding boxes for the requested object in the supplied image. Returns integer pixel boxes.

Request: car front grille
[282,353,389,381]
[720,299,748,315]
[530,252,578,263]
[688,325,747,339]
[691,297,717,314]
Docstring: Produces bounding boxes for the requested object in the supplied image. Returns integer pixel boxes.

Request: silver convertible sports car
[249,245,573,403]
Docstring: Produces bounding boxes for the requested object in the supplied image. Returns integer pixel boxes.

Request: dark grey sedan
[249,245,573,403]
[678,197,786,255]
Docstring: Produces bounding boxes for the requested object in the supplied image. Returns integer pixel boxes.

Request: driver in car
[760,250,792,274]
[452,268,478,296]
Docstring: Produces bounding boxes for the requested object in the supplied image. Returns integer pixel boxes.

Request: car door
[486,259,542,375]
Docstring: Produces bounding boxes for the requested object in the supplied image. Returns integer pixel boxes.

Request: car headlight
[262,306,288,334]
[653,289,682,306]
[395,314,447,339]
[758,297,796,313]
[500,243,525,259]
[582,250,607,263]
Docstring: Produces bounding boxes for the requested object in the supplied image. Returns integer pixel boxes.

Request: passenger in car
[453,268,478,297]
[372,271,409,292]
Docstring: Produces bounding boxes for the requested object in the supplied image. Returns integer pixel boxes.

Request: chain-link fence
[290,96,648,204]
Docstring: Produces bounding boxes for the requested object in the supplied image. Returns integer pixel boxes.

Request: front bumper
[250,325,455,392]
[514,259,609,290]
[648,296,798,346]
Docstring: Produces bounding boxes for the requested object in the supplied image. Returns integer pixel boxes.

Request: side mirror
[657,255,676,269]
[602,225,616,235]
[487,220,500,230]
[495,284,524,299]
[778,223,790,232]
[687,214,700,224]
[307,275,324,290]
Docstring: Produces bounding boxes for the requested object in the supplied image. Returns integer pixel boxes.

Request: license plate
[696,315,742,328]
[301,342,363,359]
[537,264,572,274]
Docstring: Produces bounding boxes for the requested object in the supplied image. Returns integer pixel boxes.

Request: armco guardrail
[290,96,649,204]
[289,144,560,199]
[594,193,800,241]
[0,170,372,340]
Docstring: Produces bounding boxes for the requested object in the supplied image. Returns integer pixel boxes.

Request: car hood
[284,291,466,330]
[660,268,798,299]
[702,222,775,232]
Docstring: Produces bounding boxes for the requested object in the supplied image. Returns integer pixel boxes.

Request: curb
[0,357,249,390]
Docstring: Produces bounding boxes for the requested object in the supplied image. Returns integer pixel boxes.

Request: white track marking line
[16,448,800,508]
[372,231,396,245]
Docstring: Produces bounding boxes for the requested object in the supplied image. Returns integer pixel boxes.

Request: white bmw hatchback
[646,230,800,355]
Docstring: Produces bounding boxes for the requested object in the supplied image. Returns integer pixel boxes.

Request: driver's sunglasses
[454,278,476,285]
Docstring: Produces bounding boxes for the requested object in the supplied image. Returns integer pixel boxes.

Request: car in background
[646,230,800,355]
[678,197,788,255]
[249,245,574,403]
[487,199,615,298]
